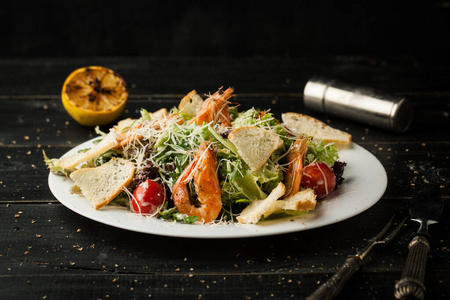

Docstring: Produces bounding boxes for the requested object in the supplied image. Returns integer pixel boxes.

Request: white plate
[48,139,387,239]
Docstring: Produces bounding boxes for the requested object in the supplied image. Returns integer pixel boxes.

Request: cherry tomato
[301,162,336,199]
[131,180,167,214]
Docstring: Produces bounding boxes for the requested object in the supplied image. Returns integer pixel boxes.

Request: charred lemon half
[61,66,128,126]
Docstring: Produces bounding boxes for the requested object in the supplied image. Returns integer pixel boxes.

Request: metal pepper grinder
[303,77,414,133]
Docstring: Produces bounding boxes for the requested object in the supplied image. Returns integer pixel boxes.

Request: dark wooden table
[1,56,449,299]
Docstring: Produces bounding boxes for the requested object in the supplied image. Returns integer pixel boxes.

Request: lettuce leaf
[305,138,339,166]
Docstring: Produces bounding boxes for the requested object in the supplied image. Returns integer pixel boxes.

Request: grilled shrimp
[188,87,233,127]
[283,137,308,198]
[172,142,222,223]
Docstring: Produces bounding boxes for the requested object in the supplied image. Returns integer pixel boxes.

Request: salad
[45,87,348,224]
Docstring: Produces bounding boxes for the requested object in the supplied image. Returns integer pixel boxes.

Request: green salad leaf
[158,203,199,224]
[42,150,67,176]
[305,138,339,166]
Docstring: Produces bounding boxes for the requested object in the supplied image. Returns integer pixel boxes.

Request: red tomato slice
[301,162,336,199]
[131,180,167,214]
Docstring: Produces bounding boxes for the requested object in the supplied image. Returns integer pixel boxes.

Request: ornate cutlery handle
[307,256,362,300]
[394,235,430,300]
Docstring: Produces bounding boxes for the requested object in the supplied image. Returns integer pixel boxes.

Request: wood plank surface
[2,56,450,96]
[1,201,448,299]
[1,56,449,299]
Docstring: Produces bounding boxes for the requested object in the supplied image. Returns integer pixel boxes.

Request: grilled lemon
[61,66,128,126]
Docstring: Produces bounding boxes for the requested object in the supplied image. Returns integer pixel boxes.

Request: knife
[394,188,444,299]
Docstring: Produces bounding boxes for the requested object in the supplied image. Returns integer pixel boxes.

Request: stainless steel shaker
[303,77,413,133]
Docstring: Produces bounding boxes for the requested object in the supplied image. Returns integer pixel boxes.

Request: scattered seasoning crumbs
[36,234,42,238]
[77,229,82,233]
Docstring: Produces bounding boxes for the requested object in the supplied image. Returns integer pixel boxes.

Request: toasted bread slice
[114,118,136,133]
[114,108,169,132]
[60,129,119,172]
[265,188,317,216]
[236,182,286,224]
[282,112,351,143]
[237,185,316,224]
[69,157,135,209]
[228,126,283,171]
[178,90,204,118]
[150,108,169,120]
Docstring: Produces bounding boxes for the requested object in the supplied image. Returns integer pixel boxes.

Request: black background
[2,0,449,58]
[2,2,450,299]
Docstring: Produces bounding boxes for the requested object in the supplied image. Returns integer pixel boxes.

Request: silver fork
[307,214,408,300]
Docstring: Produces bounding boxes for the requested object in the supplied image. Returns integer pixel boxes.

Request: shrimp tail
[189,87,234,127]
